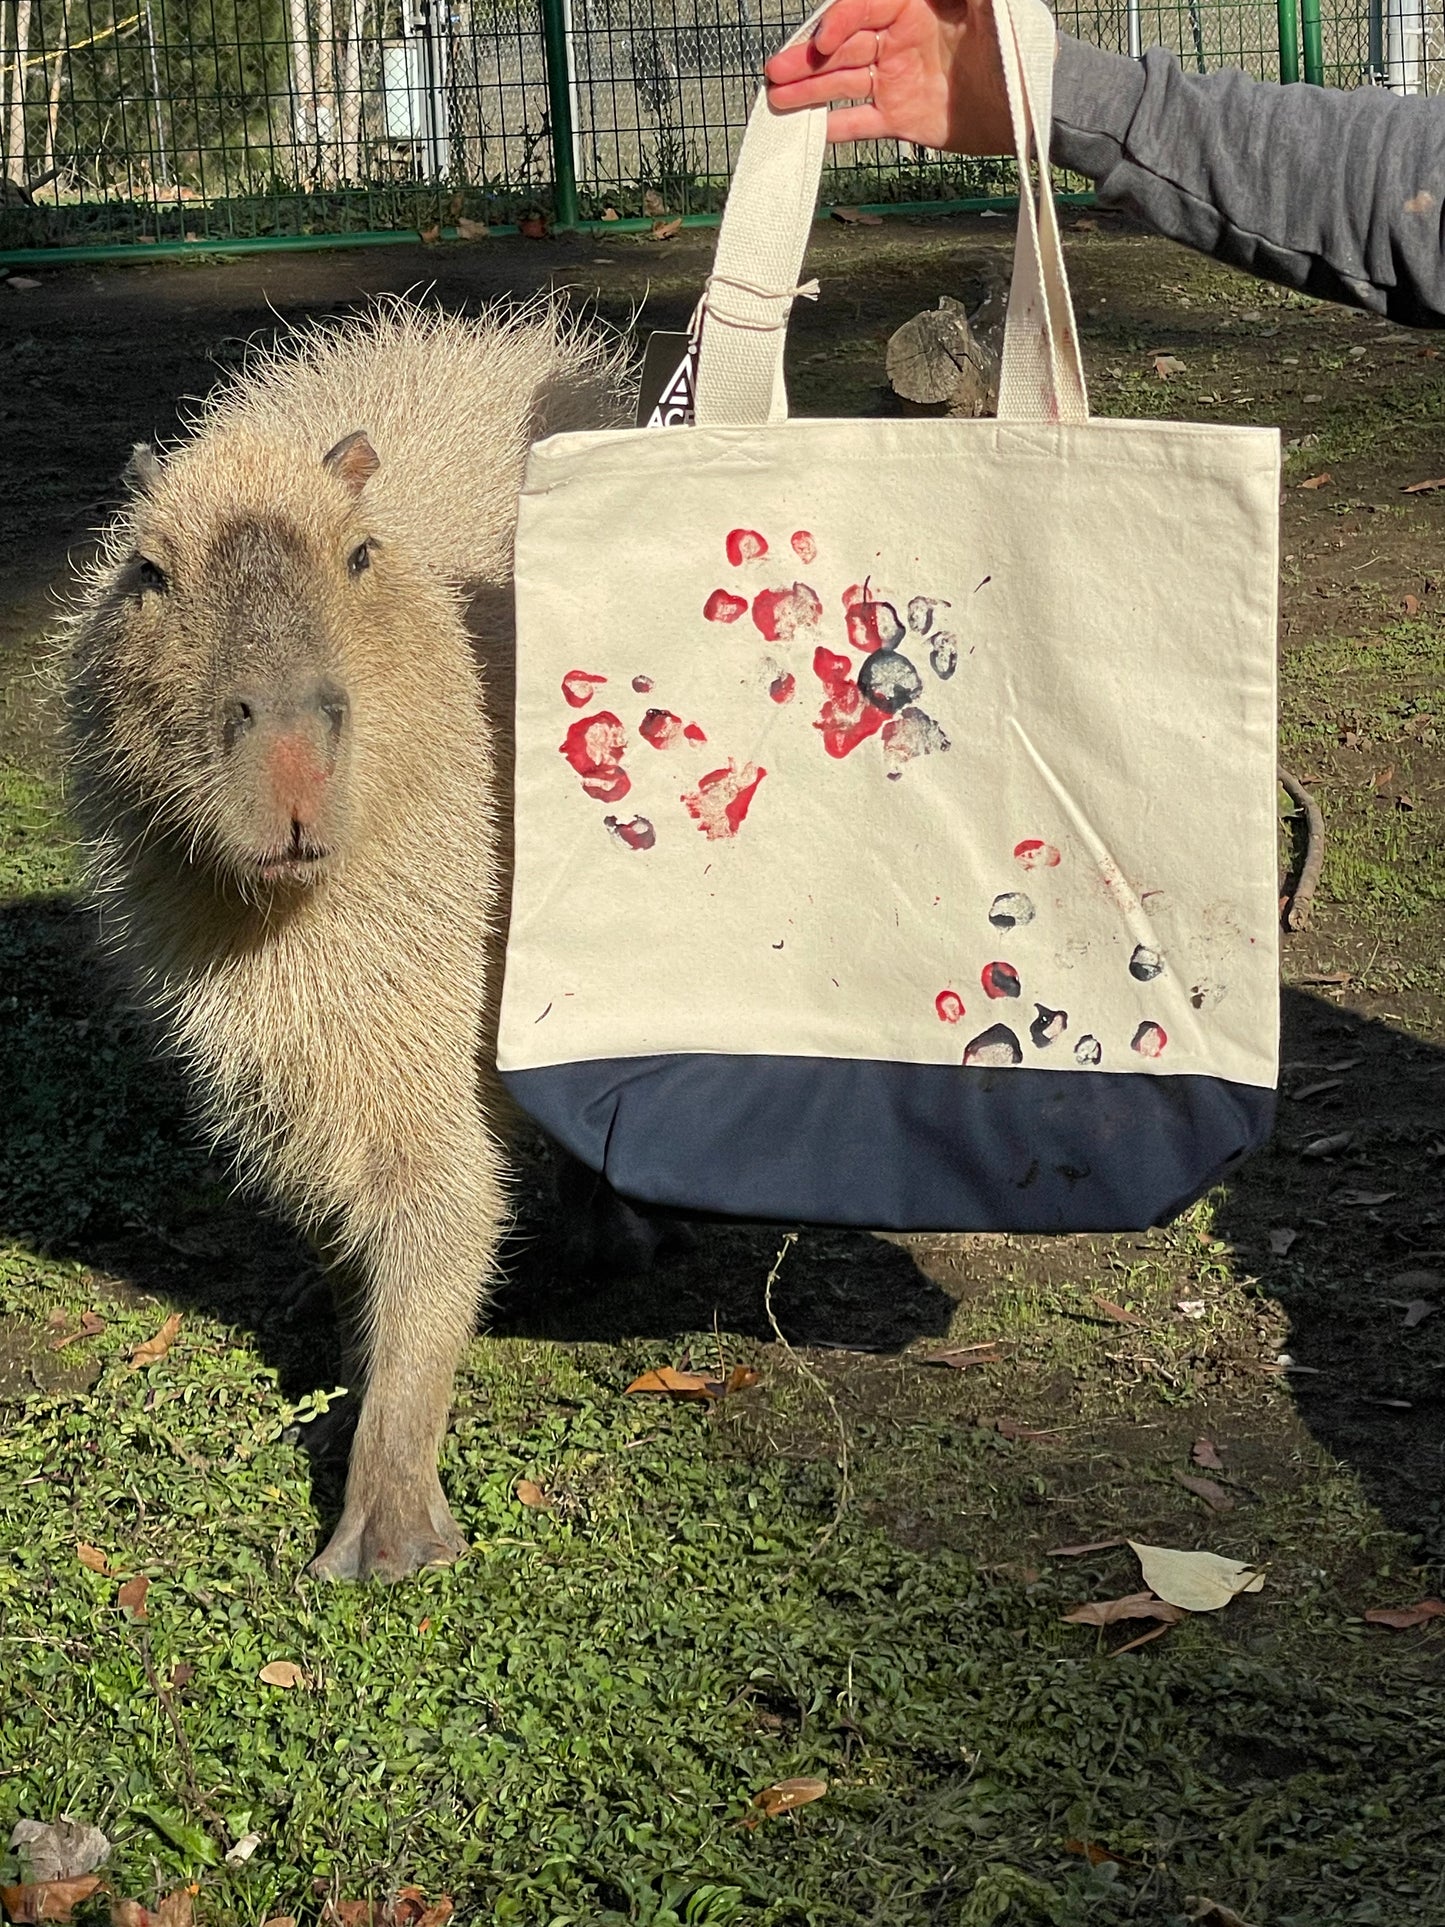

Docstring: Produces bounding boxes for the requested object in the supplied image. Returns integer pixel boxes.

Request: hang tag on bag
[635,330,698,428]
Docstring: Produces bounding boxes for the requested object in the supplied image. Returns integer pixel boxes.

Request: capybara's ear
[124,441,161,493]
[322,429,380,495]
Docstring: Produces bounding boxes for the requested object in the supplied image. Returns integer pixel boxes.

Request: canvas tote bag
[497,0,1281,1233]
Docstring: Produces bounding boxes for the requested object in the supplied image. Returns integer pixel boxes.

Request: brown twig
[138,1628,228,1841]
[1279,765,1325,931]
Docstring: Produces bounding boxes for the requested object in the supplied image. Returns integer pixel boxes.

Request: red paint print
[604,814,656,851]
[562,668,607,708]
[632,674,654,693]
[725,528,768,566]
[681,760,766,840]
[841,582,867,611]
[1131,1021,1168,1059]
[559,711,630,803]
[1014,839,1062,870]
[639,708,683,749]
[751,581,822,642]
[769,671,797,704]
[812,645,884,759]
[935,990,966,1024]
[791,530,817,564]
[981,960,1022,1000]
[683,721,708,743]
[704,588,749,624]
[845,599,906,653]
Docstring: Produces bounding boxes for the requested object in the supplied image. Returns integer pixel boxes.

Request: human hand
[763,0,1011,155]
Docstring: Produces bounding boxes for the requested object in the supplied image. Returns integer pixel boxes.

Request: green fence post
[1299,0,1325,83]
[1277,0,1301,81]
[539,0,580,229]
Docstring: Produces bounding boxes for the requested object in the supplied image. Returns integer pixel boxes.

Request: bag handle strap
[693,0,1089,429]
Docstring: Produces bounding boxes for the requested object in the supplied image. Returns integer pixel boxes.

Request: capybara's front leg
[309,1123,506,1582]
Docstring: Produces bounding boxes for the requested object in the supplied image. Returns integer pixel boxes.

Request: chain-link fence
[0,0,1434,256]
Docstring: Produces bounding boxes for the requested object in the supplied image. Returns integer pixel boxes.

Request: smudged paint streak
[964,1024,1023,1067]
[1014,839,1061,870]
[1131,1021,1168,1059]
[812,646,884,759]
[752,581,822,641]
[726,528,768,566]
[604,815,656,850]
[881,705,950,778]
[559,711,630,802]
[681,760,767,839]
[935,990,965,1024]
[981,960,1021,1000]
[562,669,607,707]
[704,589,749,624]
[639,708,683,749]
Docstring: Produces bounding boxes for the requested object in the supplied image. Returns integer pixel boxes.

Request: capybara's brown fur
[65,301,631,1579]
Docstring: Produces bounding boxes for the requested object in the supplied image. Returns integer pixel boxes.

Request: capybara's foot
[308,1475,466,1582]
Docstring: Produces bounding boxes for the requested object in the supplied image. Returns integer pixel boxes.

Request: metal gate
[0,0,1439,260]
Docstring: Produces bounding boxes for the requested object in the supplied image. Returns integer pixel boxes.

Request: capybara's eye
[348,541,371,577]
[136,558,168,595]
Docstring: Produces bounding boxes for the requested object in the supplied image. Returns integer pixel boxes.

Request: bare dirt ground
[4,215,1445,1921]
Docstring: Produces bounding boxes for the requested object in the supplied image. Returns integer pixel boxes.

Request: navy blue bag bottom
[502,1057,1276,1233]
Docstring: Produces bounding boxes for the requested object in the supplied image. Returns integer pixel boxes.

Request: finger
[766,65,875,113]
[826,102,891,142]
[808,0,909,58]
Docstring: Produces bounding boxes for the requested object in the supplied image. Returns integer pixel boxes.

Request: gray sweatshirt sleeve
[1050,34,1445,326]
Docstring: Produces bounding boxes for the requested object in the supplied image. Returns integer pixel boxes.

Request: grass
[6,240,1445,1926]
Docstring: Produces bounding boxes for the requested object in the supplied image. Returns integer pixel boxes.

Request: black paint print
[881,706,950,779]
[989,891,1036,931]
[1131,1021,1168,1059]
[963,1023,1024,1068]
[1029,1003,1068,1047]
[1129,945,1165,982]
[928,633,959,680]
[1074,1035,1102,1066]
[858,650,923,714]
[981,960,1021,1000]
[908,594,950,636]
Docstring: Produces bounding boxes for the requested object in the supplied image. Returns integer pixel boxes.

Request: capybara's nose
[221,679,349,766]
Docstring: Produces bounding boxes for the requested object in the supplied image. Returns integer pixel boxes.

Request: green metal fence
[0,0,1433,261]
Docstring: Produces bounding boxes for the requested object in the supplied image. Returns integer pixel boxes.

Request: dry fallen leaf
[1297,471,1332,490]
[1130,1542,1264,1611]
[830,205,883,224]
[49,1311,106,1350]
[1088,1294,1147,1327]
[600,207,620,221]
[128,1313,182,1369]
[112,1903,150,1926]
[1186,1900,1258,1927]
[1403,592,1421,616]
[0,1876,103,1922]
[154,1891,192,1927]
[1362,1597,1445,1629]
[1268,1227,1299,1257]
[743,1777,828,1827]
[9,1820,110,1885]
[1398,1300,1438,1328]
[1063,1838,1129,1866]
[1333,1189,1397,1207]
[1291,1077,1342,1103]
[117,1575,149,1619]
[514,1479,552,1508]
[417,224,440,245]
[258,1659,304,1688]
[77,1543,110,1574]
[651,218,682,240]
[1176,1472,1235,1512]
[260,1919,298,1927]
[455,217,489,241]
[517,214,549,240]
[1192,1438,1225,1470]
[1301,1131,1353,1159]
[1062,1591,1185,1627]
[1047,1537,1126,1558]
[1402,476,1445,492]
[994,1417,1056,1441]
[921,1342,1004,1369]
[1153,354,1185,377]
[624,1364,759,1401]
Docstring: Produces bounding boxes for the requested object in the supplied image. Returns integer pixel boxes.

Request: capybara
[64,300,632,1580]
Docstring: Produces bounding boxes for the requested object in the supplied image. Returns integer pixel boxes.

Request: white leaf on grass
[1129,1542,1265,1612]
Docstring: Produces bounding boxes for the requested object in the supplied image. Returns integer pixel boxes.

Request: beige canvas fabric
[498,0,1280,1095]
